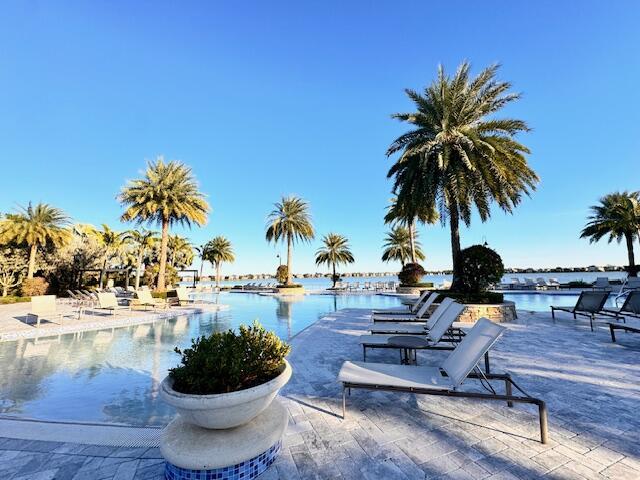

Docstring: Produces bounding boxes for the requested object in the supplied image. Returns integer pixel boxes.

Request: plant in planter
[443,244,505,304]
[161,321,292,429]
[275,264,288,286]
[398,262,426,286]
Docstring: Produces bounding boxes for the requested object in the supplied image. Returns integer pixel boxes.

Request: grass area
[0,296,31,305]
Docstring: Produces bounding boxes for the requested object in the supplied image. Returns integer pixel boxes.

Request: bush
[566,280,590,288]
[169,321,290,395]
[143,263,180,290]
[21,277,49,296]
[455,245,504,294]
[398,263,426,285]
[0,296,31,305]
[276,283,303,288]
[275,265,288,284]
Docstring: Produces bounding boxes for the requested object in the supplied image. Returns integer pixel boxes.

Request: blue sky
[1,1,639,275]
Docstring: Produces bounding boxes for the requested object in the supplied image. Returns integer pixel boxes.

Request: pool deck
[0,301,229,342]
[0,308,639,479]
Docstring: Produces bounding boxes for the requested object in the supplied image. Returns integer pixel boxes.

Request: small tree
[275,265,288,285]
[0,248,27,296]
[398,263,426,286]
[455,245,504,294]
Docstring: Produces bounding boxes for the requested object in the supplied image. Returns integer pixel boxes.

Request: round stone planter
[275,286,305,295]
[457,301,517,323]
[396,286,430,295]
[160,360,292,429]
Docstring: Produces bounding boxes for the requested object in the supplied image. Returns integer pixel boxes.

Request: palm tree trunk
[99,255,108,289]
[199,257,204,283]
[625,232,637,277]
[408,219,417,263]
[27,243,37,279]
[448,201,463,291]
[215,262,221,288]
[286,234,293,285]
[157,219,169,291]
[332,262,337,288]
[135,252,143,290]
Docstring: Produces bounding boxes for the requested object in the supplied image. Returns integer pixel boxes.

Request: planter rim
[161,359,291,408]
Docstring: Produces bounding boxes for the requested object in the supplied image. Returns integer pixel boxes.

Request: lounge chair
[370,297,456,335]
[132,289,169,310]
[338,318,548,444]
[592,277,611,292]
[608,318,640,342]
[360,302,481,367]
[174,287,215,306]
[550,291,610,331]
[601,290,640,319]
[621,277,640,293]
[27,295,81,327]
[96,292,131,315]
[372,291,436,318]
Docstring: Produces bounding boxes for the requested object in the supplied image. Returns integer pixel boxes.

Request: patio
[0,308,638,479]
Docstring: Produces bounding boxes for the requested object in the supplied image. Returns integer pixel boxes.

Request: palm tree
[203,236,235,288]
[387,62,538,290]
[0,202,70,278]
[315,233,355,288]
[265,196,315,285]
[194,244,206,282]
[384,196,438,263]
[381,226,425,267]
[581,191,640,276]
[95,224,125,289]
[119,157,210,291]
[124,229,158,289]
[167,234,193,269]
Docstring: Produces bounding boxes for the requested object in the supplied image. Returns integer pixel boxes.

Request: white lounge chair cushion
[338,361,453,391]
[372,293,439,321]
[370,323,428,334]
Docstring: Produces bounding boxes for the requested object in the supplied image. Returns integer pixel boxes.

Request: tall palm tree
[265,196,315,285]
[381,226,425,267]
[581,191,640,276]
[203,236,235,288]
[119,157,210,291]
[124,229,158,289]
[384,196,438,263]
[95,224,125,289]
[387,62,538,290]
[315,233,355,288]
[0,202,70,278]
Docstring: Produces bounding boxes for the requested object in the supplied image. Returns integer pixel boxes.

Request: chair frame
[550,291,609,331]
[341,371,548,444]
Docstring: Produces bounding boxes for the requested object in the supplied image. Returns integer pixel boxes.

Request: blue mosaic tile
[165,440,282,480]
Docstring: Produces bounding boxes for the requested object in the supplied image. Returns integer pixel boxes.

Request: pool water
[0,293,404,426]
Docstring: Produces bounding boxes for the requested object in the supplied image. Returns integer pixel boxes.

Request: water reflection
[0,294,404,425]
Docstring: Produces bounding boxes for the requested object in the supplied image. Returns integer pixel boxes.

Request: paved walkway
[0,309,638,479]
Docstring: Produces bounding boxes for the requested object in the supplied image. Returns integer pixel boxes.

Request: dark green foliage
[566,280,591,288]
[276,283,303,288]
[435,290,504,304]
[276,265,288,284]
[169,321,290,395]
[331,273,341,284]
[398,263,426,285]
[455,245,504,294]
[0,296,31,305]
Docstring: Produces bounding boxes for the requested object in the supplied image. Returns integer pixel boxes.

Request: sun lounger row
[550,290,640,331]
[337,297,548,443]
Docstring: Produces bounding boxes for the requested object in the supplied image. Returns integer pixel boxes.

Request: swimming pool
[0,293,404,426]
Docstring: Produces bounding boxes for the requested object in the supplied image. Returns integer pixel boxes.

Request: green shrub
[399,282,434,288]
[169,321,290,395]
[398,263,426,285]
[21,277,49,296]
[276,283,303,288]
[435,290,504,304]
[455,245,504,294]
[275,265,288,284]
[0,296,31,305]
[566,280,590,288]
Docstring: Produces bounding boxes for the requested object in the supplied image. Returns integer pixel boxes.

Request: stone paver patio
[0,307,638,479]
